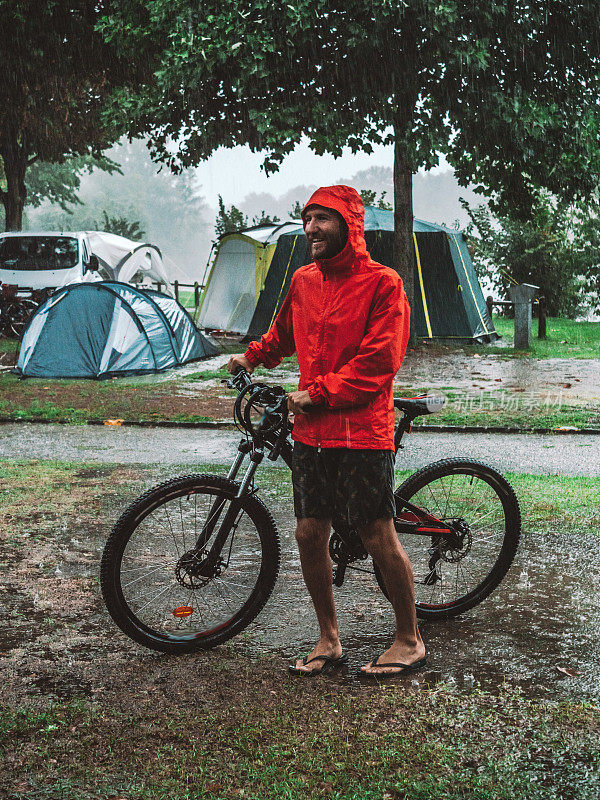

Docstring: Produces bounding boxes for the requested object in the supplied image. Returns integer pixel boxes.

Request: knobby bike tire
[374,459,521,620]
[101,474,281,653]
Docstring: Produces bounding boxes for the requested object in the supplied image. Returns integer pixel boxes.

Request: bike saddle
[394,395,445,419]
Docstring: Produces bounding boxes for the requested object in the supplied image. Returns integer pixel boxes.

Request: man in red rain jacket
[228,185,426,676]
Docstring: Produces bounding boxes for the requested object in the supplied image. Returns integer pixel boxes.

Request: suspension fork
[194,448,264,573]
[189,438,252,552]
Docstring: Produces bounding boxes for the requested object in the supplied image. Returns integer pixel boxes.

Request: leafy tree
[24,155,121,213]
[0,155,121,229]
[99,1,600,317]
[251,211,281,227]
[93,210,146,239]
[215,195,248,238]
[29,139,211,281]
[359,190,392,210]
[464,196,591,317]
[289,201,304,220]
[0,1,131,230]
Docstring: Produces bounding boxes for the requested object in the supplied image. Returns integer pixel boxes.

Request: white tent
[85,232,174,295]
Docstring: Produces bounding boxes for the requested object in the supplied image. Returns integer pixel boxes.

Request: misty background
[25,138,486,284]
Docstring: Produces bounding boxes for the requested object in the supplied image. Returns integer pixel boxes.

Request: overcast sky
[194,136,451,207]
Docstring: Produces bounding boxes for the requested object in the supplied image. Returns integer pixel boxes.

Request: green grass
[484,316,600,358]
[1,684,598,799]
[0,338,19,354]
[175,288,198,311]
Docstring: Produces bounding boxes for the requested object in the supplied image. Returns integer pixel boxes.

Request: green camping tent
[197,221,300,334]
[244,208,497,343]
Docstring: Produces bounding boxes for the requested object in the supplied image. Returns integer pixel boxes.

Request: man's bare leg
[293,517,343,673]
[358,517,426,674]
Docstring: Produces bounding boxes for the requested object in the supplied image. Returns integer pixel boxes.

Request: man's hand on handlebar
[287,390,313,416]
[227,354,254,374]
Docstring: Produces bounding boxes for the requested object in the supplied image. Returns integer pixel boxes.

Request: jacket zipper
[316,269,330,450]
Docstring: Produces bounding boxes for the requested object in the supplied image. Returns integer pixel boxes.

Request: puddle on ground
[2,473,599,704]
[231,506,600,700]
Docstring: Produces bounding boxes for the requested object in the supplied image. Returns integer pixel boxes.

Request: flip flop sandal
[359,655,427,678]
[288,653,348,676]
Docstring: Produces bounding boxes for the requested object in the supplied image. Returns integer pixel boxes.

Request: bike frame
[196,376,457,578]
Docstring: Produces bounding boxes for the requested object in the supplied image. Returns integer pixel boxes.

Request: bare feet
[294,637,343,674]
[360,640,426,675]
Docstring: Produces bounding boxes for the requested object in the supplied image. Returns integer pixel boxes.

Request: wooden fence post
[194,281,200,311]
[538,296,547,339]
[486,295,494,319]
[174,280,179,301]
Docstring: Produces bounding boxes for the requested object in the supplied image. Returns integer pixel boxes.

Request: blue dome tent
[16,282,219,379]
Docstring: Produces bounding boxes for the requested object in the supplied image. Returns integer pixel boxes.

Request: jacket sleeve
[307,275,410,408]
[244,279,296,368]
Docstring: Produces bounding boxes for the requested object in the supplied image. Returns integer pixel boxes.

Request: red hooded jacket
[244,185,410,450]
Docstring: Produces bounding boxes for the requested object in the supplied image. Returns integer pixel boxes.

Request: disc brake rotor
[438,519,472,563]
[175,548,225,589]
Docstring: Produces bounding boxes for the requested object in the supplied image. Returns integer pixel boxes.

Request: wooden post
[194,281,200,311]
[174,280,179,301]
[486,295,494,320]
[509,283,539,349]
[538,296,547,339]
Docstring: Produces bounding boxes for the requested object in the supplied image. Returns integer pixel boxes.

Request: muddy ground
[1,462,598,713]
[2,347,600,425]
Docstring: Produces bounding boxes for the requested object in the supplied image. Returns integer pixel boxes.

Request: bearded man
[228,185,426,676]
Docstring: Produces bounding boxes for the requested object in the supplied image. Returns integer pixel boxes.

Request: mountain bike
[101,369,521,654]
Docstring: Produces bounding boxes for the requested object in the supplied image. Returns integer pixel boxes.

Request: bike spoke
[115,486,267,641]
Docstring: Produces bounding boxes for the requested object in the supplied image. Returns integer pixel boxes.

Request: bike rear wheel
[375,459,521,620]
[101,474,280,653]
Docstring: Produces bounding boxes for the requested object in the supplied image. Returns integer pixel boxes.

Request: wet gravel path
[1,422,599,476]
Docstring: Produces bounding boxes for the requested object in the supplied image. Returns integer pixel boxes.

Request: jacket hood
[301,185,370,272]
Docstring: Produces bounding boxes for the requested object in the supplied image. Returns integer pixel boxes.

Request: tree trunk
[393,135,415,311]
[392,10,418,334]
[1,140,28,231]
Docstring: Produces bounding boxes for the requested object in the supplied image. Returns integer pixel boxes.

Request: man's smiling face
[303,205,348,260]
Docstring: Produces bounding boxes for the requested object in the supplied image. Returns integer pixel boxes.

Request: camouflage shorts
[292,441,396,529]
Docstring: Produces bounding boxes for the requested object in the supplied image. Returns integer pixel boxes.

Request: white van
[0,231,103,294]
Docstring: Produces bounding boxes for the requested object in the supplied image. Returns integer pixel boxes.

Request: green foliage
[359,189,393,210]
[464,195,599,316]
[0,155,121,228]
[289,200,303,219]
[100,1,600,217]
[24,155,121,211]
[0,1,133,229]
[93,210,145,239]
[251,211,280,227]
[215,195,248,237]
[29,139,210,278]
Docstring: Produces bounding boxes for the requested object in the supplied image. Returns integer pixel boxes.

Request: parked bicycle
[101,369,521,654]
[0,284,42,339]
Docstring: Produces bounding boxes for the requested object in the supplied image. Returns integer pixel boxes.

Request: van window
[0,236,79,271]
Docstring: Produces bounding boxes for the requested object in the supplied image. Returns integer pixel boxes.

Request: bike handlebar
[226,367,290,440]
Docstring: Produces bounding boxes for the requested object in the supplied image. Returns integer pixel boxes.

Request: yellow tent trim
[268,236,298,329]
[413,232,432,338]
[449,233,489,335]
[255,242,276,299]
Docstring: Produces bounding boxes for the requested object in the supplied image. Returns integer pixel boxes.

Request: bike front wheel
[375,459,521,620]
[101,474,281,653]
